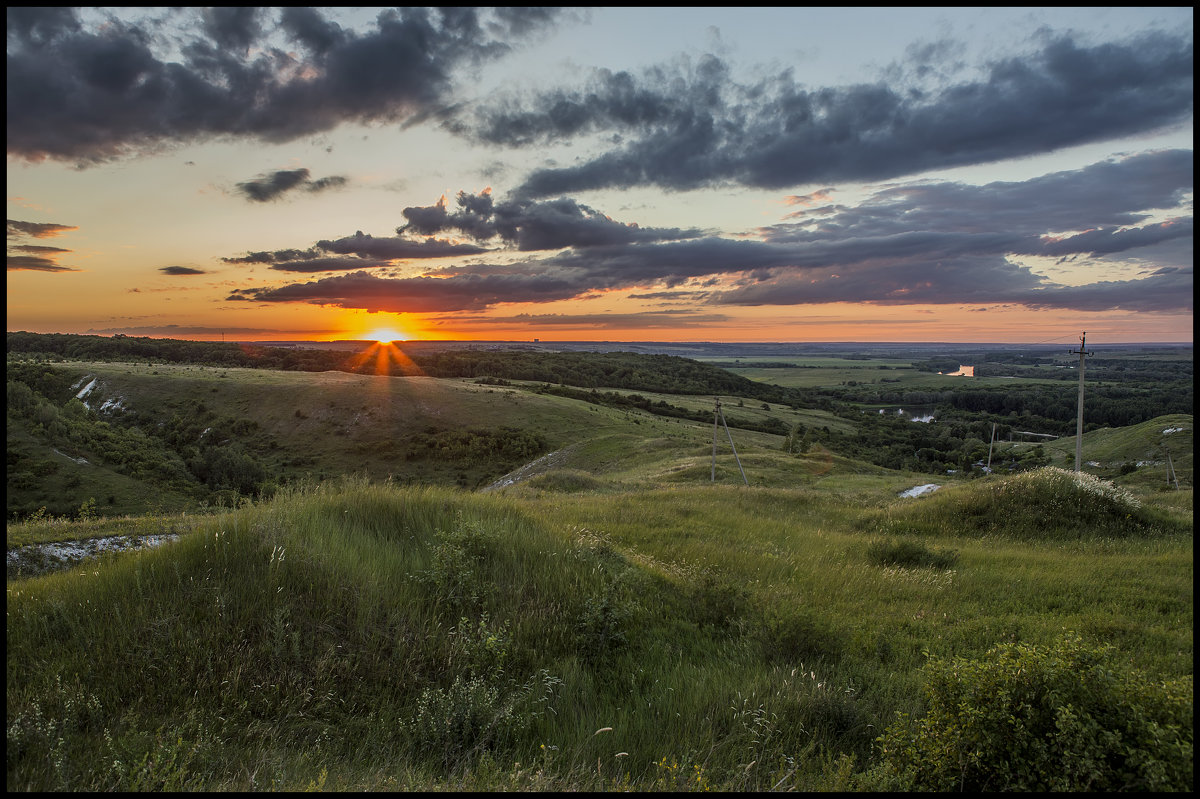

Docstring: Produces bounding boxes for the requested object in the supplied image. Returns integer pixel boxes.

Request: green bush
[862,634,1193,791]
[407,669,562,772]
[865,538,957,569]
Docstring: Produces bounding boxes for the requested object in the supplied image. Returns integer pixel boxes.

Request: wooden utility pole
[986,423,996,472]
[1069,332,1093,472]
[711,398,749,486]
[1165,447,1179,490]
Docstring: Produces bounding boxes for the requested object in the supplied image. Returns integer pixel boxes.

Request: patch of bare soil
[479,445,581,492]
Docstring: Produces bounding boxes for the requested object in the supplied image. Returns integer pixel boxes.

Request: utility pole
[711,398,750,486]
[1165,447,1179,490]
[1069,332,1093,473]
[986,422,996,472]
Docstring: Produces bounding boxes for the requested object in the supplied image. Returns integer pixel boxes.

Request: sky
[6,6,1194,344]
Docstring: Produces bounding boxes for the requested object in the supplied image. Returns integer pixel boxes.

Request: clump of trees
[406,426,548,469]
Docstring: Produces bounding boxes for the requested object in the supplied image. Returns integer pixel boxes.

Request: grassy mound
[869,467,1186,540]
[524,469,608,493]
[6,480,861,791]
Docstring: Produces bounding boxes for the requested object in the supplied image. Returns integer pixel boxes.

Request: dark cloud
[159,265,207,275]
[85,324,335,337]
[222,189,702,276]
[454,310,732,329]
[400,190,705,250]
[8,217,78,271]
[307,175,348,193]
[7,219,78,238]
[222,229,490,273]
[200,7,261,53]
[7,255,80,272]
[9,244,71,255]
[227,269,584,313]
[317,231,489,259]
[6,7,567,163]
[244,255,395,274]
[228,150,1192,315]
[223,248,321,265]
[751,150,1193,264]
[235,168,348,202]
[454,32,1193,196]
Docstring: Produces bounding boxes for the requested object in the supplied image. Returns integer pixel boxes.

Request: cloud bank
[6,7,565,163]
[229,150,1192,315]
[451,31,1192,196]
[7,218,80,271]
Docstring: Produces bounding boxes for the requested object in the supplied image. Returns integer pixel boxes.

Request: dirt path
[479,445,580,492]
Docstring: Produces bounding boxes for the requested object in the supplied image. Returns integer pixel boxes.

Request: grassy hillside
[7,471,1191,791]
[7,347,1193,791]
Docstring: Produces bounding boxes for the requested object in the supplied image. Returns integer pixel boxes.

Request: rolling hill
[6,343,1193,791]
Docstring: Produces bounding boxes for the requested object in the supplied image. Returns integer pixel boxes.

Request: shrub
[862,634,1193,792]
[757,607,844,665]
[526,470,604,493]
[865,538,957,569]
[407,669,562,772]
[412,518,498,611]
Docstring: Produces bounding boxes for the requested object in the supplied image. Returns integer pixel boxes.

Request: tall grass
[7,473,1193,790]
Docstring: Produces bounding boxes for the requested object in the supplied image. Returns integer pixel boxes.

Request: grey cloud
[465,311,732,329]
[229,150,1191,315]
[8,217,77,271]
[317,231,489,259]
[1012,267,1194,312]
[8,255,79,272]
[400,190,705,250]
[711,258,1194,313]
[200,7,261,53]
[85,324,334,337]
[278,7,347,56]
[754,151,1193,264]
[266,257,393,274]
[223,228,490,273]
[159,265,207,275]
[228,269,584,313]
[9,244,71,255]
[235,168,348,202]
[458,32,1192,196]
[223,248,321,265]
[7,219,79,238]
[220,247,394,272]
[307,175,348,193]
[1037,219,1193,257]
[7,7,567,163]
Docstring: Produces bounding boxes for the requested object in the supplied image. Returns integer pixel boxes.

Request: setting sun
[366,327,409,343]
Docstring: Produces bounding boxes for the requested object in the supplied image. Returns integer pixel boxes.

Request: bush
[862,634,1193,791]
[865,538,957,569]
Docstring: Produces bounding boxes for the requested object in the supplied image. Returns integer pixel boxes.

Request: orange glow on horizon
[365,326,409,343]
[343,340,424,376]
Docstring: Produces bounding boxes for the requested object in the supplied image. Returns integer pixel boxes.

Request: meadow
[6,341,1194,791]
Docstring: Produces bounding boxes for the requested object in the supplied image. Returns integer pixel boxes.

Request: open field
[724,363,1058,390]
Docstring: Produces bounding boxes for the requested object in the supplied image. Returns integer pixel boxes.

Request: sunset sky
[6,7,1193,344]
